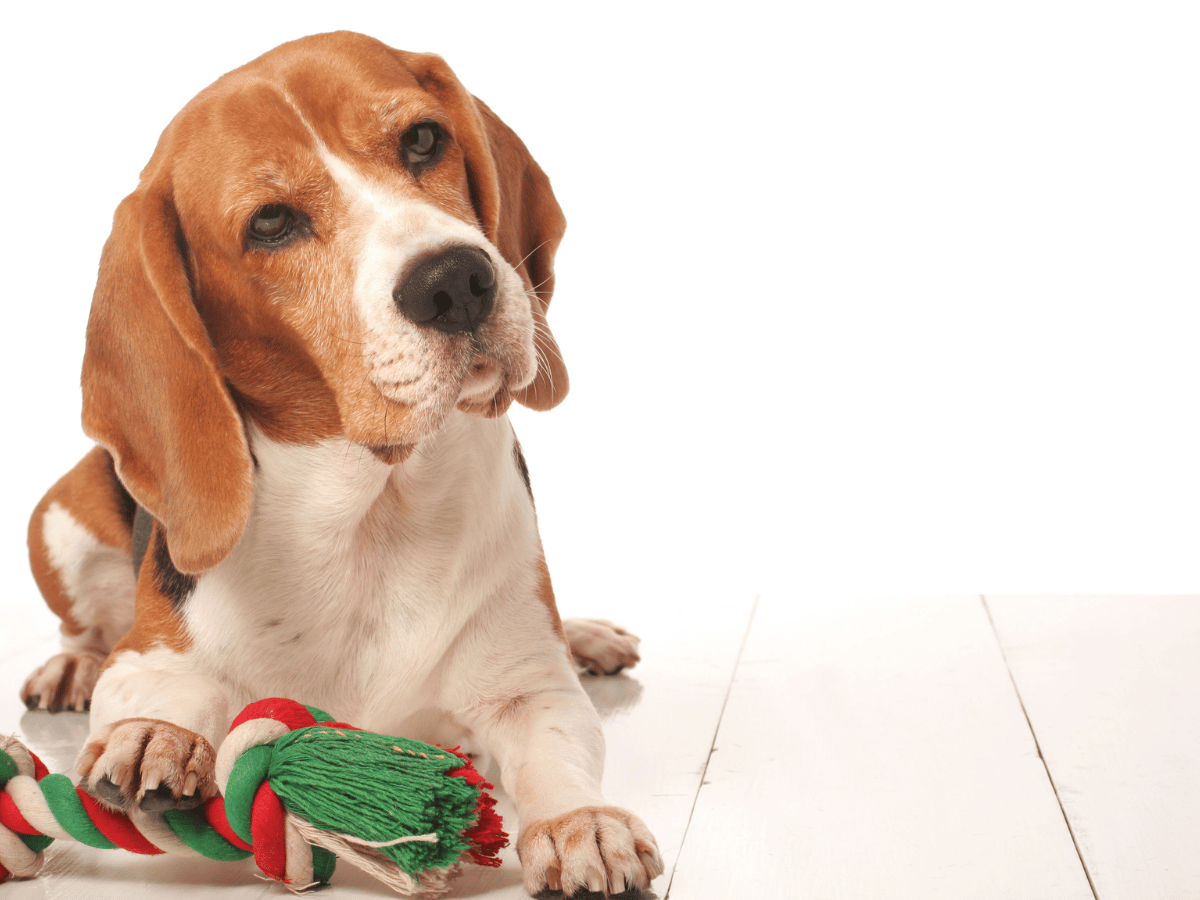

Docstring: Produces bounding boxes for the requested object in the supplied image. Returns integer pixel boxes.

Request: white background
[0,0,1196,640]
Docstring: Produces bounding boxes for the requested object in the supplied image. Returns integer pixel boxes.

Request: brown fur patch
[368,444,415,465]
[108,526,192,660]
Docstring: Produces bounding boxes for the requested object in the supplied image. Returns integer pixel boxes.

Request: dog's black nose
[395,245,497,333]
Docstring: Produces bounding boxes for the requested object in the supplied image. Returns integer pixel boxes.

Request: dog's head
[80,32,567,572]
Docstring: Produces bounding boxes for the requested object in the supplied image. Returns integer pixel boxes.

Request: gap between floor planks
[983,597,1101,900]
[668,595,1094,900]
[987,596,1200,900]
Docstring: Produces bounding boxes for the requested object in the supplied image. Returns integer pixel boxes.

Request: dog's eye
[248,205,295,244]
[400,122,443,170]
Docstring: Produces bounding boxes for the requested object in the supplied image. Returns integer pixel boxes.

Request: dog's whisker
[512,239,552,274]
[382,393,392,448]
[531,319,567,377]
[326,331,366,346]
[526,272,555,298]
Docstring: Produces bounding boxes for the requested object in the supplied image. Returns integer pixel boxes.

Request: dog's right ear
[81,176,254,574]
[398,50,570,411]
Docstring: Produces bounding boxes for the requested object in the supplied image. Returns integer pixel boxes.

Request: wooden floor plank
[987,596,1200,900]
[668,596,1094,900]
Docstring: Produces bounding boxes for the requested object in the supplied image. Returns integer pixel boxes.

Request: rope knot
[0,698,507,895]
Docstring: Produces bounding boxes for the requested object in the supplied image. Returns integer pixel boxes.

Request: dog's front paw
[563,618,641,676]
[76,718,217,812]
[21,651,104,712]
[518,806,662,896]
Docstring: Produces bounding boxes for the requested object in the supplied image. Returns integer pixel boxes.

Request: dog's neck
[243,411,518,541]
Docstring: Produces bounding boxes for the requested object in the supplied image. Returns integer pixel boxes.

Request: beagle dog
[21,31,661,896]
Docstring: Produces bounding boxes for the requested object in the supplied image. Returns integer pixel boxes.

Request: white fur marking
[41,502,134,653]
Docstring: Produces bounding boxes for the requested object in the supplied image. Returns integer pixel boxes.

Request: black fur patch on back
[105,452,138,530]
[513,439,533,499]
[131,505,153,576]
[151,524,197,607]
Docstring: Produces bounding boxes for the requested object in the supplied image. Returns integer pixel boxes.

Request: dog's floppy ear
[403,52,569,410]
[81,175,254,574]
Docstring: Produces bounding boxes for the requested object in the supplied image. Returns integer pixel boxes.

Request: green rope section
[267,726,481,876]
[39,774,117,850]
[162,805,253,861]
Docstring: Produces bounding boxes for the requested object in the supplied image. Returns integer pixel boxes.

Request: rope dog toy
[0,698,506,894]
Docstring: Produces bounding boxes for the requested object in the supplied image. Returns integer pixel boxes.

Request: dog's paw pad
[89,775,131,809]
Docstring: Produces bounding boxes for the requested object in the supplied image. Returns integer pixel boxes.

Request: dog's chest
[180,414,537,720]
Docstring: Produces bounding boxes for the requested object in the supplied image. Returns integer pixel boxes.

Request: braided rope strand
[0,698,507,894]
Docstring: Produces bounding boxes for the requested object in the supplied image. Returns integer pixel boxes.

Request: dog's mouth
[352,269,537,448]
[458,355,501,399]
[357,345,520,445]
[455,354,514,417]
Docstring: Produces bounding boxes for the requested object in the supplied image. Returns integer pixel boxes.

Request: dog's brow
[280,90,398,216]
[376,98,415,131]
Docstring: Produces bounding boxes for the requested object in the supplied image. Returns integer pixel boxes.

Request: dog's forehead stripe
[277,90,424,236]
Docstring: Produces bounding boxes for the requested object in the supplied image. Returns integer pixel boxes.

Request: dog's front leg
[77,646,231,812]
[465,675,663,896]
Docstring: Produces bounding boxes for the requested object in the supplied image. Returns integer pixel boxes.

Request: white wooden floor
[1,596,1197,899]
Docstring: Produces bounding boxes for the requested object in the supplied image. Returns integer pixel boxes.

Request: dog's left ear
[81,175,255,574]
[402,52,569,410]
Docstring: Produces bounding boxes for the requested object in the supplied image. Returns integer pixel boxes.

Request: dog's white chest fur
[182,412,543,734]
